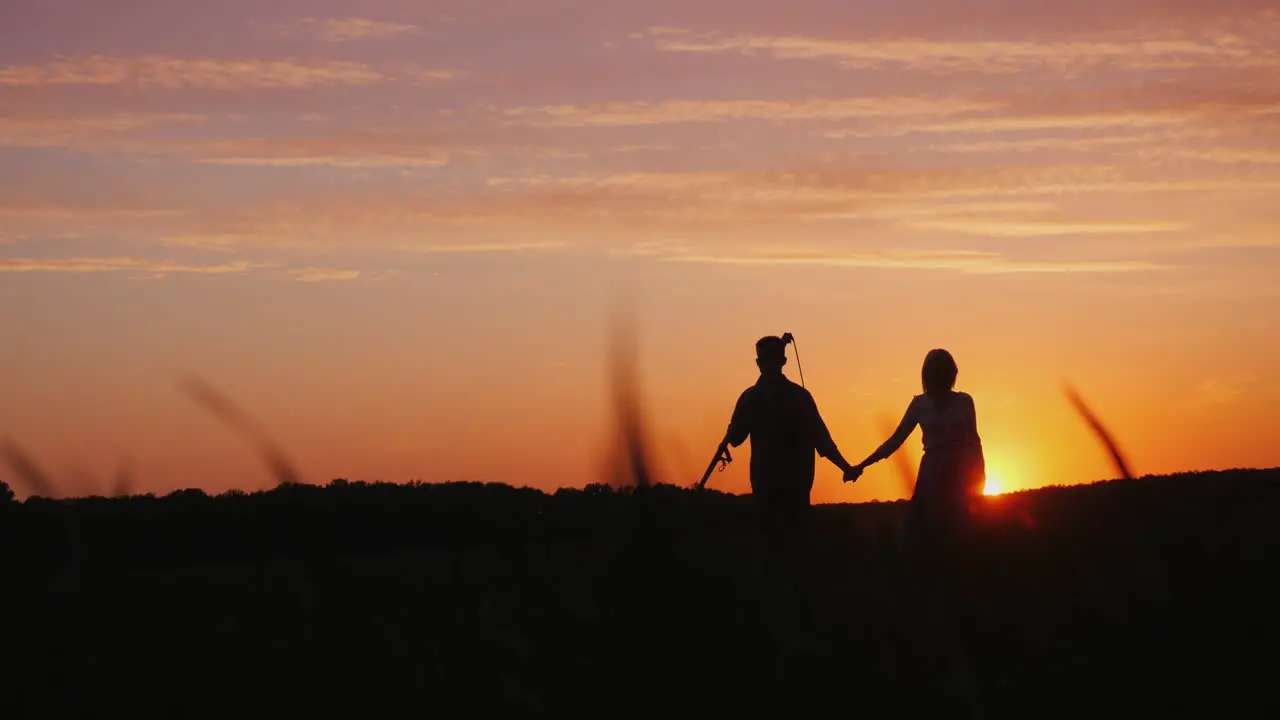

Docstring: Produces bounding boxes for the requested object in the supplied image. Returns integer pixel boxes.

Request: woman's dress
[907,391,986,532]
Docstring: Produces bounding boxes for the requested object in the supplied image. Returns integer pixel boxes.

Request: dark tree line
[2,468,1279,717]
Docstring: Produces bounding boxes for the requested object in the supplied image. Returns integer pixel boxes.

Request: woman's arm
[856,403,917,470]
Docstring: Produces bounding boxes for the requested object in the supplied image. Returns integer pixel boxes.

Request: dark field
[3,469,1279,717]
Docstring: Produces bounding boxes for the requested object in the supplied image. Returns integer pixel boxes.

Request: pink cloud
[644,24,1280,75]
[656,247,1167,274]
[0,256,262,274]
[0,55,455,89]
[263,17,421,43]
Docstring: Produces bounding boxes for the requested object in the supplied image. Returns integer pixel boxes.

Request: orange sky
[2,0,1278,501]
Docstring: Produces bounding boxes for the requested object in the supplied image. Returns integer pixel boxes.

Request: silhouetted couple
[724,337,985,548]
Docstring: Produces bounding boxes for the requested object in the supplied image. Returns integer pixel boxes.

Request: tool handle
[695,439,732,489]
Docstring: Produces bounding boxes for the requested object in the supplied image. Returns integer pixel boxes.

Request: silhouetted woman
[850,350,993,704]
[850,349,986,548]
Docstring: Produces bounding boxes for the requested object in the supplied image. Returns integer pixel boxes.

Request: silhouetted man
[724,336,858,539]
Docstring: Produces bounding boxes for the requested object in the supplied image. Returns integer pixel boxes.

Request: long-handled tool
[780,332,804,388]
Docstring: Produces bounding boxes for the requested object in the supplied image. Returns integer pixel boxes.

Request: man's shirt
[725,373,840,494]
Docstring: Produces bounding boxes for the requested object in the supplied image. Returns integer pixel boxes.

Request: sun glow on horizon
[982,455,1026,496]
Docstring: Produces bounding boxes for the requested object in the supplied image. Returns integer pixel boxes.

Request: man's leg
[754,485,819,709]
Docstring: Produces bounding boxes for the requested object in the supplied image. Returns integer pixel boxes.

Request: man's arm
[697,390,752,490]
[807,393,855,474]
[724,390,752,447]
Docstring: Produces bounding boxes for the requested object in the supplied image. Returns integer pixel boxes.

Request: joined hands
[842,465,863,483]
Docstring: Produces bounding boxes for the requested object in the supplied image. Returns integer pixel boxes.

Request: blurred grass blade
[878,415,916,500]
[1065,384,1134,481]
[0,437,59,498]
[181,376,303,487]
[111,455,135,498]
[607,306,655,489]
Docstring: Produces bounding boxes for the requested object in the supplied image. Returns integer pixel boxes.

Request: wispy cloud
[0,255,388,283]
[407,241,572,253]
[923,134,1160,154]
[0,112,210,149]
[655,246,1169,274]
[159,234,247,252]
[195,154,449,169]
[905,218,1186,237]
[1135,234,1280,251]
[0,256,263,274]
[1165,146,1280,164]
[268,17,421,43]
[154,209,576,253]
[0,201,192,244]
[0,203,186,221]
[822,94,1280,142]
[288,267,362,282]
[0,55,453,89]
[900,110,1192,135]
[645,25,1280,75]
[4,154,1271,260]
[504,96,998,128]
[174,129,461,168]
[482,165,1280,207]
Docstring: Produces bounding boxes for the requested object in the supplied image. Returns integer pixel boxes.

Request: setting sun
[983,473,1006,496]
[981,457,1023,497]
